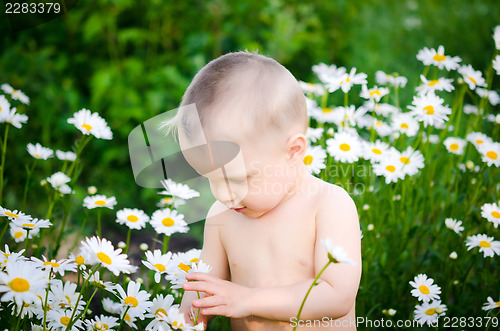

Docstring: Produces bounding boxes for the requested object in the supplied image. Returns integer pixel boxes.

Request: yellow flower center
[5,211,18,218]
[97,252,112,265]
[14,231,24,239]
[433,54,445,62]
[303,155,313,165]
[345,77,350,83]
[479,240,491,248]
[124,296,139,307]
[385,165,396,173]
[486,151,498,160]
[75,256,85,265]
[375,121,383,127]
[425,308,436,315]
[491,211,500,218]
[155,308,167,318]
[428,80,439,86]
[124,314,131,322]
[22,223,35,228]
[495,302,500,307]
[419,285,430,294]
[10,278,30,292]
[60,316,70,326]
[372,148,382,155]
[449,143,459,151]
[154,263,166,272]
[190,258,199,263]
[35,153,40,158]
[127,215,139,222]
[468,76,477,85]
[94,200,106,206]
[178,262,191,273]
[424,105,434,115]
[339,143,351,151]
[400,157,410,164]
[476,139,483,144]
[400,123,409,129]
[43,261,61,268]
[82,123,93,131]
[173,321,184,328]
[322,107,332,113]
[369,90,381,97]
[162,217,175,227]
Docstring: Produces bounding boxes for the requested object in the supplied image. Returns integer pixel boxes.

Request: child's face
[180,127,298,219]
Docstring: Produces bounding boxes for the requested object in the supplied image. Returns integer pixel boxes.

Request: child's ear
[286,133,307,161]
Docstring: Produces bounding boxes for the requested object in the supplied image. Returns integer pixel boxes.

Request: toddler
[162,51,361,330]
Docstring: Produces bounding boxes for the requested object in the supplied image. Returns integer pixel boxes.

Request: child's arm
[179,201,231,325]
[184,188,362,322]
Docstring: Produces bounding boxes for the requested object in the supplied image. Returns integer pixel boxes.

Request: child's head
[162,51,309,217]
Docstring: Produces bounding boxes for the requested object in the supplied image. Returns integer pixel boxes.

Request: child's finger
[193,295,224,308]
[186,272,222,283]
[183,280,220,295]
[201,305,228,317]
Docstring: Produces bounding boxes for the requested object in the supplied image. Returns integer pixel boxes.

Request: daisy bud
[369,186,374,192]
[471,178,477,184]
[95,322,103,329]
[392,132,400,140]
[449,251,458,259]
[117,241,126,249]
[448,124,454,131]
[161,285,167,291]
[457,77,464,84]
[31,244,38,250]
[430,181,434,187]
[136,277,143,284]
[435,305,445,314]
[453,280,459,285]
[496,114,500,124]
[140,243,148,251]
[474,165,480,172]
[382,309,388,315]
[125,276,131,282]
[458,164,466,172]
[363,204,370,210]
[87,186,97,194]
[326,128,334,136]
[87,309,92,315]
[388,309,396,316]
[367,224,374,231]
[40,179,47,186]
[465,160,474,170]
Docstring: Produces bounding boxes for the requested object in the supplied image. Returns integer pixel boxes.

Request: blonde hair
[160,51,307,141]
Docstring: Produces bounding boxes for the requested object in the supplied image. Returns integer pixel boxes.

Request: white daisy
[46,171,73,194]
[46,309,82,331]
[166,306,189,330]
[493,55,500,75]
[55,150,77,161]
[408,92,451,128]
[493,25,500,50]
[145,294,179,331]
[116,208,149,230]
[115,280,152,319]
[150,208,189,236]
[306,127,324,143]
[416,45,461,70]
[102,297,122,315]
[80,236,136,276]
[463,104,479,115]
[0,208,30,222]
[481,201,500,228]
[0,95,11,122]
[320,238,355,265]
[362,139,390,163]
[327,67,367,93]
[375,70,407,87]
[159,178,200,200]
[416,75,455,95]
[3,108,28,128]
[303,145,327,175]
[391,113,419,137]
[0,84,30,105]
[142,250,173,283]
[409,274,441,302]
[444,218,464,235]
[156,197,186,209]
[0,260,47,306]
[0,244,26,268]
[308,105,338,124]
[326,132,363,163]
[414,300,447,326]
[31,256,77,277]
[83,270,116,294]
[398,147,425,177]
[67,108,113,140]
[477,141,500,167]
[47,279,84,312]
[373,103,399,117]
[372,154,406,184]
[84,315,120,331]
[166,249,202,289]
[360,85,389,103]
[166,260,212,290]
[465,234,500,258]
[120,308,138,329]
[482,297,500,311]
[298,81,326,96]
[10,225,38,242]
[443,137,466,155]
[83,194,117,209]
[458,65,487,90]
[27,142,54,160]
[476,87,500,106]
[372,118,393,137]
[11,217,51,232]
[336,105,368,127]
[466,132,492,149]
[312,63,346,84]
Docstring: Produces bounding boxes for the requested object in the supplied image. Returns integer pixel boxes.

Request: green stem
[344,92,348,107]
[21,160,37,211]
[162,235,170,254]
[119,306,131,329]
[42,272,52,330]
[0,124,10,205]
[293,261,332,331]
[13,301,24,331]
[485,309,500,331]
[97,209,102,237]
[125,228,132,254]
[74,288,99,322]
[0,219,10,243]
[194,291,201,324]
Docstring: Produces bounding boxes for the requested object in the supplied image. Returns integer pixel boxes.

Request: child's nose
[210,181,236,207]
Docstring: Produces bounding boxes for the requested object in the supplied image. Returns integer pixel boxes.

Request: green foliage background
[0,0,499,327]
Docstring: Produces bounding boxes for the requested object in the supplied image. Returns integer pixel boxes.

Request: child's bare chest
[219,198,317,287]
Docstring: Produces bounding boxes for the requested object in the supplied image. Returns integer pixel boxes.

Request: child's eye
[229,177,247,184]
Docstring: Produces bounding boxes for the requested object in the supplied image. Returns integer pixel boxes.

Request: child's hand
[183,272,254,319]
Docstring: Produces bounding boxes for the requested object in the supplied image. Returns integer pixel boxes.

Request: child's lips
[231,207,246,213]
